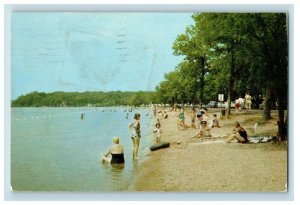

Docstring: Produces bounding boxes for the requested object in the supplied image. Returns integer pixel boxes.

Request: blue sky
[11,12,194,99]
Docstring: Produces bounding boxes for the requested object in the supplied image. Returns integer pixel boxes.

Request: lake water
[11,107,154,191]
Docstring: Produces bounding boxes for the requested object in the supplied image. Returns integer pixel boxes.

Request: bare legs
[226,133,245,143]
[245,102,251,112]
[131,137,140,160]
[191,122,196,129]
[178,120,190,129]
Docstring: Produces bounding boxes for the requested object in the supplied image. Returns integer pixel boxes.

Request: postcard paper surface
[11,12,288,192]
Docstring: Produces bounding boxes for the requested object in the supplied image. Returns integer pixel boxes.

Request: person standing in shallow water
[129,113,141,160]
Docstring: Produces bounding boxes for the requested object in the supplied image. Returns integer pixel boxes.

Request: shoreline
[131,108,287,192]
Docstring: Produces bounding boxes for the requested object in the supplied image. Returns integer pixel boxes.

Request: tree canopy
[156,13,287,108]
[156,13,288,139]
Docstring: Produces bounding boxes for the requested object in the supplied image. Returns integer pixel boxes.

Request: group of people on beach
[101,99,251,165]
[178,107,220,129]
[175,105,249,143]
[176,107,219,140]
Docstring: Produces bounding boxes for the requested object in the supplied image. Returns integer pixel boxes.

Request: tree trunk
[226,78,233,119]
[226,50,235,119]
[263,83,272,120]
[199,57,205,109]
[277,90,287,141]
[284,113,288,139]
[276,77,287,141]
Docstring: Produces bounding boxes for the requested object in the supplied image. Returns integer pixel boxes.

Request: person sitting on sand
[211,114,220,128]
[194,121,212,140]
[226,121,249,143]
[153,123,162,143]
[101,136,125,164]
[201,108,213,128]
[196,110,203,129]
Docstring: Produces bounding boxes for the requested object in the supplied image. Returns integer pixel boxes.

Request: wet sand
[131,109,287,192]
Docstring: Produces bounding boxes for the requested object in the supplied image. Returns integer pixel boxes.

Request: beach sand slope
[133,109,287,192]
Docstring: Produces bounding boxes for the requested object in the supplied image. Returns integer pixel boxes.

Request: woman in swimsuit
[129,113,141,160]
[101,136,125,164]
[226,121,249,143]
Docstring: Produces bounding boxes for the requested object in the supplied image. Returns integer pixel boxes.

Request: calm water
[11,107,154,191]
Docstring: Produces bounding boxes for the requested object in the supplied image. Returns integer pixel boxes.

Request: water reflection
[99,162,126,191]
[132,159,140,174]
[111,163,125,172]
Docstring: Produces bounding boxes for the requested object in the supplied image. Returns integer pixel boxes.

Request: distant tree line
[11,91,157,107]
[155,13,288,139]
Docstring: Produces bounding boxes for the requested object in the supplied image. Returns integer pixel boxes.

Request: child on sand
[211,114,220,128]
[194,121,212,140]
[153,122,162,143]
[177,108,189,129]
[196,111,203,129]
[201,108,213,128]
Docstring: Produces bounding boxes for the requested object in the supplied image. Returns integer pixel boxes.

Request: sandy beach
[131,108,287,192]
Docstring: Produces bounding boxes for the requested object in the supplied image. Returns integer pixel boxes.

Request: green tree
[156,70,183,104]
[192,13,254,117]
[173,24,209,108]
[246,13,288,139]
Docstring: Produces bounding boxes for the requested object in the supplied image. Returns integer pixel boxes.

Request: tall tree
[173,25,209,108]
[157,13,288,138]
[245,13,288,139]
[192,13,251,118]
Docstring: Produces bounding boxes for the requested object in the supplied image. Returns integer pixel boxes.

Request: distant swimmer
[80,113,84,120]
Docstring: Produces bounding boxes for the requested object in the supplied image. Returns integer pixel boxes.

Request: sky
[11,12,194,99]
